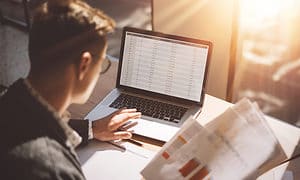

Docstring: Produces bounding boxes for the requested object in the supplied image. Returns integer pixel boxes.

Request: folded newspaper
[141,99,286,180]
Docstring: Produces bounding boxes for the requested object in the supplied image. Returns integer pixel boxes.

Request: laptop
[85,27,212,142]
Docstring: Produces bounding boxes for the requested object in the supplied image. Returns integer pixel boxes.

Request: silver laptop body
[86,27,213,142]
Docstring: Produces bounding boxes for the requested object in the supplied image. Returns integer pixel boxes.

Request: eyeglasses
[92,53,112,75]
[100,56,112,75]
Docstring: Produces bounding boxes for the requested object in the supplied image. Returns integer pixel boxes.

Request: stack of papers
[141,99,286,180]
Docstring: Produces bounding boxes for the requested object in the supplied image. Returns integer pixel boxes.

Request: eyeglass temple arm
[106,54,119,62]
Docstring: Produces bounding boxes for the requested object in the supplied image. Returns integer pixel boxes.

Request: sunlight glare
[240,0,295,29]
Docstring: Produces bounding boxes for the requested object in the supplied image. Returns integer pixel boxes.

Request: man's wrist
[88,120,93,140]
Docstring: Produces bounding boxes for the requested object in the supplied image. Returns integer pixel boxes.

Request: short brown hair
[29,0,115,73]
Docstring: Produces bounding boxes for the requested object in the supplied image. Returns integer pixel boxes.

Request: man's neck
[26,74,72,117]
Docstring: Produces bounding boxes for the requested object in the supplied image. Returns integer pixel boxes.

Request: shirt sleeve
[68,119,91,146]
[88,120,93,140]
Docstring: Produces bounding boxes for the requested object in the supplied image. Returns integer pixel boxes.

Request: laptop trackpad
[85,105,179,142]
[130,118,179,142]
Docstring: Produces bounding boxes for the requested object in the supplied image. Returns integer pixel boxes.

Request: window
[233,0,300,126]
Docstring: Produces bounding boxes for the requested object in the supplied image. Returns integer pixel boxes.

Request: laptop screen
[119,28,211,103]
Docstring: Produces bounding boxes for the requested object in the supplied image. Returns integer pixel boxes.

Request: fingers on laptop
[112,108,138,116]
[118,121,138,131]
[110,112,141,131]
[120,108,138,113]
[112,131,132,139]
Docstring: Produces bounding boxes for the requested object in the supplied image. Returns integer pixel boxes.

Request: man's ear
[78,52,92,81]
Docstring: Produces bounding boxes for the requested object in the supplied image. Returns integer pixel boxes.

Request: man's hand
[92,108,141,141]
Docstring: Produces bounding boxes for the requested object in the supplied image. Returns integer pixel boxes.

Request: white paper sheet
[141,99,286,180]
[77,140,155,180]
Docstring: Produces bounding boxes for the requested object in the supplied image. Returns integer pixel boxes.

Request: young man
[0,0,140,179]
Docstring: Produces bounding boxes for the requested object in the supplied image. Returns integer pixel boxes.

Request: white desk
[76,94,300,180]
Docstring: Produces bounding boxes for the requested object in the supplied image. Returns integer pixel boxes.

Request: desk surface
[70,61,300,179]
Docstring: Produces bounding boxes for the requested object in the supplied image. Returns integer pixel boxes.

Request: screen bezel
[116,27,213,106]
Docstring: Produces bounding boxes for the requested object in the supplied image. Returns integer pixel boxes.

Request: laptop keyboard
[109,94,188,123]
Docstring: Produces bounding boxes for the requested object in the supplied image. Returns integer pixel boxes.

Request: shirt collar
[23,79,82,148]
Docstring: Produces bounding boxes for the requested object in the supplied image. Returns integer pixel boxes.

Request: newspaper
[141,99,286,180]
